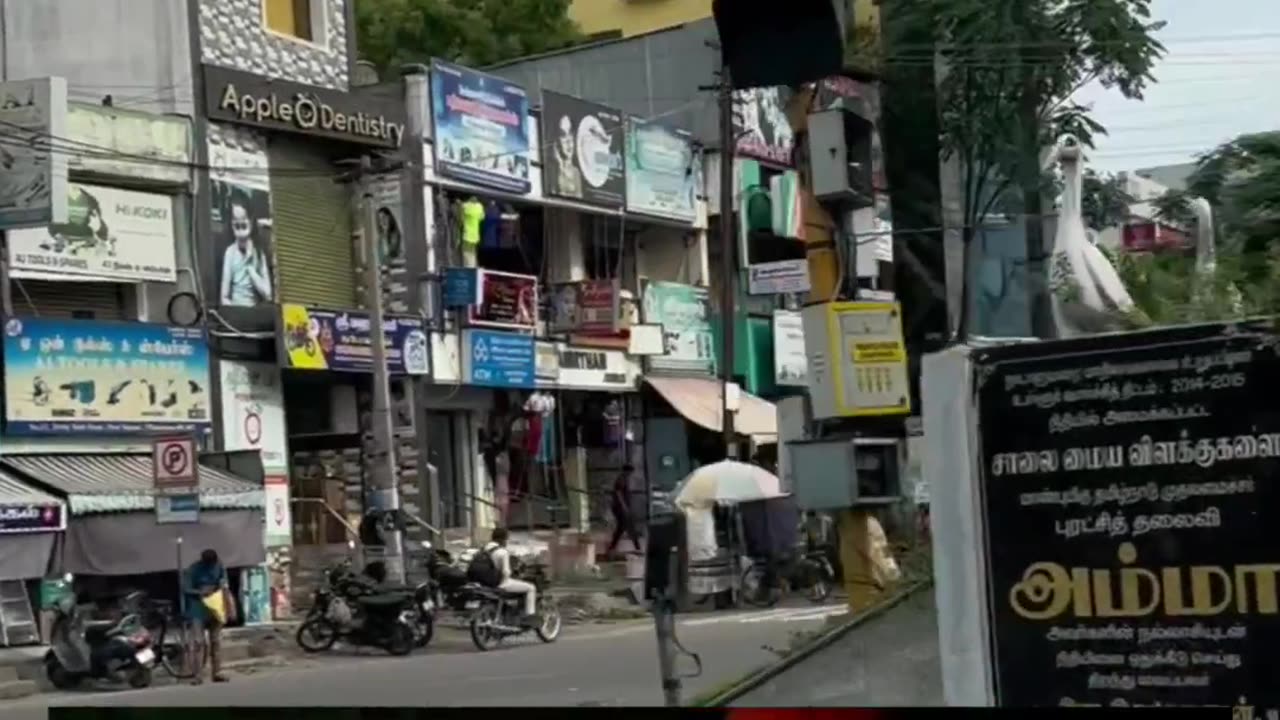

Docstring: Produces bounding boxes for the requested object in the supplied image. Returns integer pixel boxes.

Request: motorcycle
[44,587,155,690]
[295,562,423,655]
[468,560,562,652]
[421,545,479,617]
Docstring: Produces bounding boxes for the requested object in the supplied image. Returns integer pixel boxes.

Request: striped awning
[0,467,61,508]
[1,454,264,516]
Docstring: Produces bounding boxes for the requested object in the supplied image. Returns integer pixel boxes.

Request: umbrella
[672,460,783,507]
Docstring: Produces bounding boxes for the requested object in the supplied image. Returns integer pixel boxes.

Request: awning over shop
[0,467,64,580]
[644,376,778,444]
[1,454,264,516]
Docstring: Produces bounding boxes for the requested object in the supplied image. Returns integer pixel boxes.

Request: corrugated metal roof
[1,454,264,516]
[0,467,61,508]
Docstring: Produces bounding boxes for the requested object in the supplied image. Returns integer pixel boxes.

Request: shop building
[416,59,709,544]
[194,0,419,614]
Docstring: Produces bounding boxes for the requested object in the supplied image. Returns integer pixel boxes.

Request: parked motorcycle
[421,545,478,616]
[741,547,836,608]
[295,562,422,655]
[468,560,561,652]
[44,587,156,690]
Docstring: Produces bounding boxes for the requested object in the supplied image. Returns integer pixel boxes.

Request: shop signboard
[535,341,560,385]
[7,182,178,283]
[466,270,538,331]
[0,77,68,230]
[278,305,429,375]
[66,103,192,185]
[748,259,810,295]
[972,321,1280,708]
[540,90,625,208]
[443,267,480,307]
[556,344,637,391]
[203,65,406,148]
[220,360,290,546]
[641,281,715,376]
[625,118,700,224]
[463,329,535,389]
[430,59,531,194]
[0,503,64,534]
[1,318,211,435]
[772,310,807,386]
[548,280,627,336]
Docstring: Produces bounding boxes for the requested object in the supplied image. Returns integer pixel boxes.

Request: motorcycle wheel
[296,618,339,653]
[384,622,415,657]
[807,577,832,604]
[45,658,80,690]
[469,604,500,652]
[127,664,153,689]
[535,601,562,644]
[414,612,435,648]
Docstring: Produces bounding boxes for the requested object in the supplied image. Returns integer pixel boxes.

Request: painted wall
[570,0,712,38]
[198,0,351,90]
[0,0,193,115]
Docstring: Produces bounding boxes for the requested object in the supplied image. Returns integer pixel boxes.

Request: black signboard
[540,90,625,208]
[974,321,1280,709]
[0,503,63,533]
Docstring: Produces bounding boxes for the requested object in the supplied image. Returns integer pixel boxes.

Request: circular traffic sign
[161,442,189,477]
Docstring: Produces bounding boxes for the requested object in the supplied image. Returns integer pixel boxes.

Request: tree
[1080,169,1136,232]
[881,0,1165,338]
[355,0,583,74]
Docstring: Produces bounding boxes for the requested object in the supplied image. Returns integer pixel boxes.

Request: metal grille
[268,138,357,308]
[11,279,128,320]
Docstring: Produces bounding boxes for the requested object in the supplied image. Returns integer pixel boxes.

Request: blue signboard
[443,267,480,307]
[430,59,532,194]
[464,330,535,388]
[2,317,212,435]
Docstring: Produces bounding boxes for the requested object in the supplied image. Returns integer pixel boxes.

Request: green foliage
[1184,131,1280,258]
[1080,169,1136,231]
[355,0,583,74]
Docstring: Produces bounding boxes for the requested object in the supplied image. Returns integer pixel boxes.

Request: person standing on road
[483,528,538,626]
[606,463,642,558]
[183,548,230,684]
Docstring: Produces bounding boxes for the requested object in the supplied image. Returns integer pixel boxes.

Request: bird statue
[1048,135,1142,337]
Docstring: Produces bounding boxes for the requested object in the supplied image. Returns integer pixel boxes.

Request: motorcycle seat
[356,593,410,608]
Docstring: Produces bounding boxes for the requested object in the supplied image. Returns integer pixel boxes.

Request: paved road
[2,603,849,715]
[731,588,943,707]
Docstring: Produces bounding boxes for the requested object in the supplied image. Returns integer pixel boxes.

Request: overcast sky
[1077,0,1280,174]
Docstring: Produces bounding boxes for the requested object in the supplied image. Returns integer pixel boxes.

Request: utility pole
[359,155,406,584]
[717,64,739,461]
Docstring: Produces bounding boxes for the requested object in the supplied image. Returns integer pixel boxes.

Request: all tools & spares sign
[972,322,1280,710]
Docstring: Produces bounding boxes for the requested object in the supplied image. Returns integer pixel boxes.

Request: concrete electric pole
[359,156,406,584]
[718,64,739,461]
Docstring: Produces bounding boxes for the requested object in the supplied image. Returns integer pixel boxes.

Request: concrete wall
[0,0,193,115]
[198,0,351,90]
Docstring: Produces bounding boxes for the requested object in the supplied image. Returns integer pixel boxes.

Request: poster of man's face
[212,179,274,308]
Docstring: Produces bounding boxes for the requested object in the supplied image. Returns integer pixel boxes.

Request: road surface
[731,588,943,707]
[3,603,849,715]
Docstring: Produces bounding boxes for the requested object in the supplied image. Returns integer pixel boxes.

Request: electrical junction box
[806,108,875,209]
[787,436,903,511]
[802,301,911,420]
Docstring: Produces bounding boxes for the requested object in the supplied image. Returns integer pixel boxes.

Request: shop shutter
[268,138,357,308]
[13,280,128,320]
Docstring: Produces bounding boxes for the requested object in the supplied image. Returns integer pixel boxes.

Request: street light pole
[360,156,405,584]
[718,65,739,461]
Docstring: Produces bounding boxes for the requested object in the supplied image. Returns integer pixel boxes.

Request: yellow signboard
[827,301,910,418]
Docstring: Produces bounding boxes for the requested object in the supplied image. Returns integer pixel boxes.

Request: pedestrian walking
[183,548,233,684]
[606,463,642,558]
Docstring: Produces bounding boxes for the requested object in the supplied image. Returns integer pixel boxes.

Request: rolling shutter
[13,280,128,320]
[268,138,357,308]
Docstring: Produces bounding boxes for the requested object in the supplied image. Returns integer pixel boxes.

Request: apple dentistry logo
[4,319,22,337]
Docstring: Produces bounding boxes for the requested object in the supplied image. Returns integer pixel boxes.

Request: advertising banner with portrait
[642,281,715,376]
[430,59,531,194]
[278,304,429,375]
[733,86,794,166]
[540,90,624,208]
[7,182,177,282]
[973,321,1280,709]
[2,317,211,435]
[467,270,538,331]
[208,129,274,308]
[625,118,700,224]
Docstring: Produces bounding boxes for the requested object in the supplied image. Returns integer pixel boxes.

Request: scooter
[44,585,155,690]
